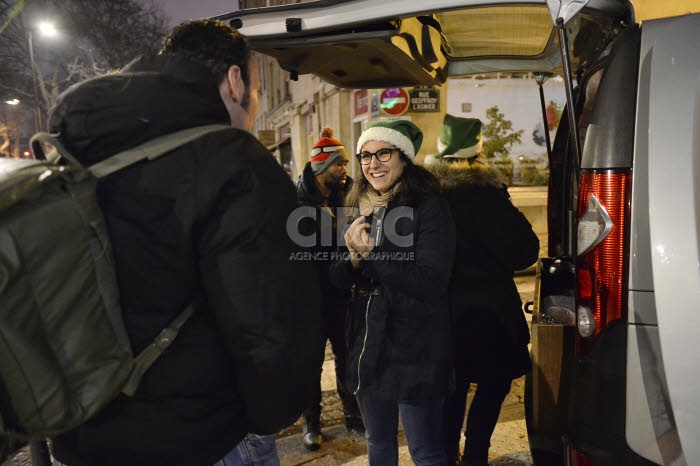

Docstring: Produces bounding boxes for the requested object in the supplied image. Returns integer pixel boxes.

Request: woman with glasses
[330,119,456,466]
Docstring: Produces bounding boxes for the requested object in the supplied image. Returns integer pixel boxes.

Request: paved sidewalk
[276,377,532,466]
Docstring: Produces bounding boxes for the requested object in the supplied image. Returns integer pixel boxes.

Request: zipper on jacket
[354,294,373,395]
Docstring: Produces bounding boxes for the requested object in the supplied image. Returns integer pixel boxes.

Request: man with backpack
[46,19,322,466]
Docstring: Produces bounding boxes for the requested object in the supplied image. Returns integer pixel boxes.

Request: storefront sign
[409,86,440,112]
[354,89,368,117]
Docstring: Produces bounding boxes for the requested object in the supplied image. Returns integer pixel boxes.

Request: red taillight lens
[576,169,631,355]
[567,445,595,466]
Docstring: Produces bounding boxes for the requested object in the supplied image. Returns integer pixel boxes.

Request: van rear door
[215,0,630,87]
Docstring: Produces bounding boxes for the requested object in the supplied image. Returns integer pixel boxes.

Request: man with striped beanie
[295,127,363,451]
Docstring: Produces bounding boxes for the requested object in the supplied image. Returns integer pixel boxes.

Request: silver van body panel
[628,290,656,325]
[627,321,686,465]
[645,13,700,465]
[629,40,654,294]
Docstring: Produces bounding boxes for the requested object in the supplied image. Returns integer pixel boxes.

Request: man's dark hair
[160,19,251,87]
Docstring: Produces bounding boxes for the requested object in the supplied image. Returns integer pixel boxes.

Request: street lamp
[27,20,59,133]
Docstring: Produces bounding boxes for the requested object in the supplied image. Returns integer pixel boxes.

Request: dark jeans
[443,376,512,465]
[356,391,447,466]
[303,306,361,427]
[214,434,279,466]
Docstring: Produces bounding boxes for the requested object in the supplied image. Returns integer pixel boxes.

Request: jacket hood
[425,160,506,191]
[49,53,230,165]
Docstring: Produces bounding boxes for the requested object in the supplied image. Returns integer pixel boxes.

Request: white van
[216,1,700,464]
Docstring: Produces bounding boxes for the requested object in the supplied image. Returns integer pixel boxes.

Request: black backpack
[0,124,230,442]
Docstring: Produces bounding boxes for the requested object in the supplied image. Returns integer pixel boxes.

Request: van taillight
[575,169,631,355]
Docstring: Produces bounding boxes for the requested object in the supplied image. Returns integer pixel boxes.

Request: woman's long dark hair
[345,152,441,208]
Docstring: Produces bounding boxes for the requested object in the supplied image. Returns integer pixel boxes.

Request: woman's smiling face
[360,140,406,194]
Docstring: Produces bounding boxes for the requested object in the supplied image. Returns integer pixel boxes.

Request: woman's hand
[346,241,363,270]
[344,216,375,269]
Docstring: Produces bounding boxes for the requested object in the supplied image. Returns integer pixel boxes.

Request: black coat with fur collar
[427,161,539,381]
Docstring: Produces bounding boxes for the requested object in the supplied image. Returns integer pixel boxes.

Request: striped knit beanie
[310,127,348,175]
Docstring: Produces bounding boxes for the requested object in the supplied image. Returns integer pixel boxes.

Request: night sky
[154,0,238,27]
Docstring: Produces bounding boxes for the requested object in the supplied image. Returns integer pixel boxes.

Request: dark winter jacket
[296,161,353,314]
[48,54,322,466]
[330,196,456,400]
[427,161,539,381]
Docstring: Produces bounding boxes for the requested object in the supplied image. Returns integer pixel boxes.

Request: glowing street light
[5,99,20,105]
[37,21,58,38]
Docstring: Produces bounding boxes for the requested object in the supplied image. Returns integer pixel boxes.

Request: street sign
[380,88,409,116]
[409,86,440,113]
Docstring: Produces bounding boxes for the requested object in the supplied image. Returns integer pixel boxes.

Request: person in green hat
[424,114,539,466]
[424,113,484,165]
[330,118,456,466]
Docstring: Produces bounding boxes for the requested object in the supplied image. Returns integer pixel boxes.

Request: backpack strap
[121,302,197,396]
[29,124,232,177]
[89,124,231,178]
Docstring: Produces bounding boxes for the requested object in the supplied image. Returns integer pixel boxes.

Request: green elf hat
[435,114,483,159]
[356,119,423,161]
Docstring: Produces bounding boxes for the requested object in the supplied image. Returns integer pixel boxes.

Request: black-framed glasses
[356,148,397,165]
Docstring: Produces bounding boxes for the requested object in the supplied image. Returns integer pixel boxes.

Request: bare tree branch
[0,0,168,140]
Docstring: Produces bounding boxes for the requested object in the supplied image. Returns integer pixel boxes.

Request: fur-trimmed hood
[425,159,506,191]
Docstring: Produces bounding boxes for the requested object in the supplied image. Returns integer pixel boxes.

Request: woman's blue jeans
[356,391,447,466]
[213,434,280,466]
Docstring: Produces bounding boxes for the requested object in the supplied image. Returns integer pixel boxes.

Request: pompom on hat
[424,114,483,165]
[356,119,423,161]
[311,127,349,175]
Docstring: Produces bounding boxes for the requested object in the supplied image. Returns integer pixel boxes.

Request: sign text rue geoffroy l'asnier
[409,86,440,113]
